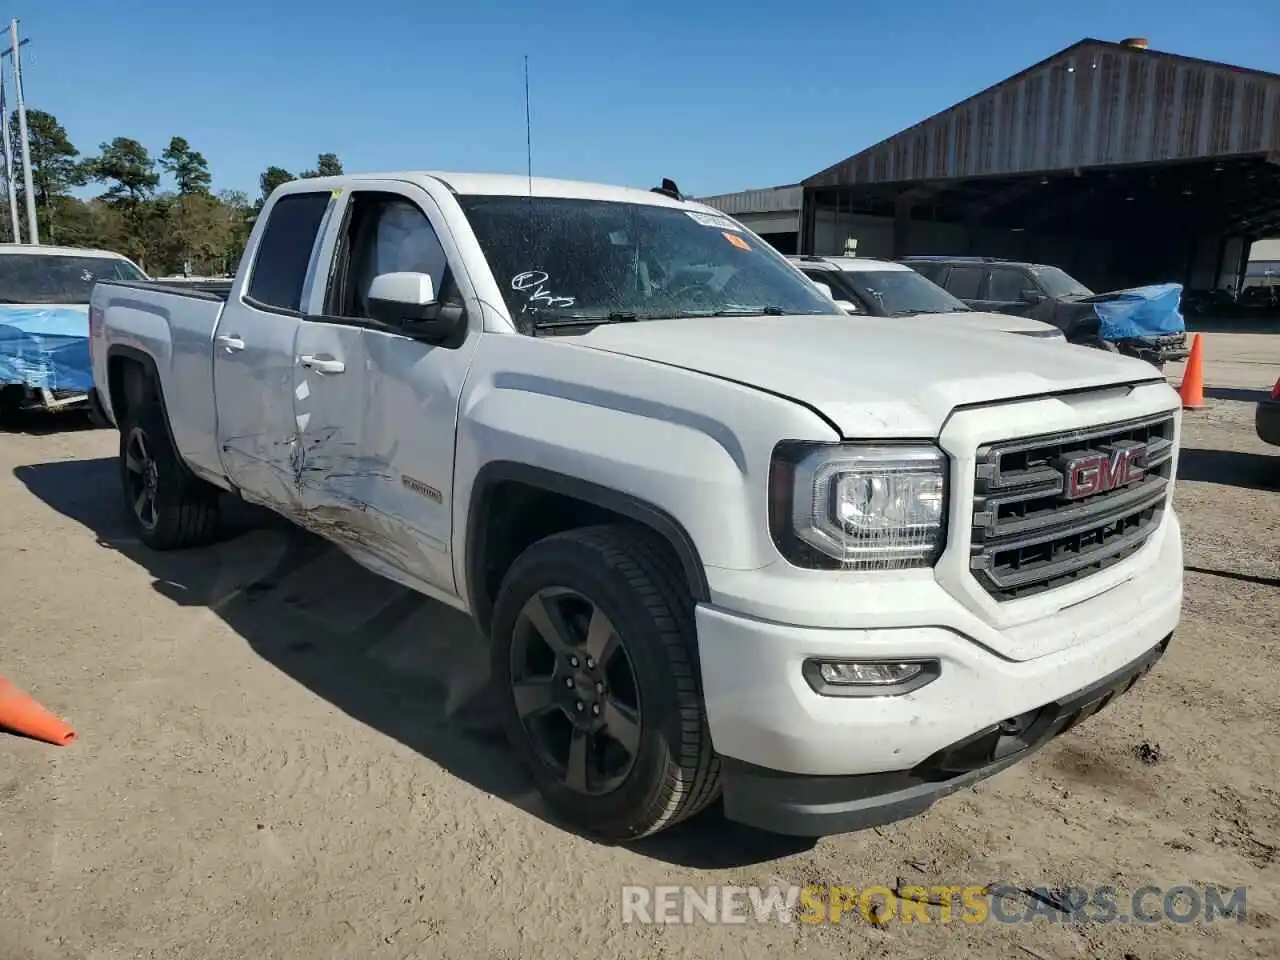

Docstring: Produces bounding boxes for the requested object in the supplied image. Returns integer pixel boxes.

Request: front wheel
[119,403,221,550]
[490,524,721,840]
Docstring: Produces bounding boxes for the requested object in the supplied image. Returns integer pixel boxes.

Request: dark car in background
[901,256,1190,368]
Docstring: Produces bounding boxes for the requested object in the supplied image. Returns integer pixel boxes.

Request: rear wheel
[119,400,221,550]
[490,524,720,840]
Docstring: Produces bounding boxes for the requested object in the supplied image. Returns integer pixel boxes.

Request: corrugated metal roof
[697,184,803,215]
[805,39,1280,188]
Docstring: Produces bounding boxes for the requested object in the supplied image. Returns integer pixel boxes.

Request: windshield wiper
[652,305,788,318]
[531,311,639,330]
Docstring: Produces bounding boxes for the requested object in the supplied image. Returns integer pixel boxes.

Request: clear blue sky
[13,0,1279,200]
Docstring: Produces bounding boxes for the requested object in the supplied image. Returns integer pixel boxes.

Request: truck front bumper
[695,511,1182,836]
[718,637,1168,835]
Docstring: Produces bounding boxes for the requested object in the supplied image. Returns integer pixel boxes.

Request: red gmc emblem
[1060,441,1147,500]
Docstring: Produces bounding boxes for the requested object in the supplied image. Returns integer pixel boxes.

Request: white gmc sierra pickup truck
[89,171,1184,840]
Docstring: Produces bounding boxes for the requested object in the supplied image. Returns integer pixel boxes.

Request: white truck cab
[790,254,1066,340]
[88,171,1183,839]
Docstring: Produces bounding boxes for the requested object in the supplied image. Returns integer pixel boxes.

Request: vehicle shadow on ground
[1202,386,1270,403]
[13,456,814,869]
[0,408,100,436]
[1177,447,1278,491]
[1184,564,1280,589]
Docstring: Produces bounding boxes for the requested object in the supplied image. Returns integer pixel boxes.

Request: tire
[119,400,221,550]
[490,524,721,840]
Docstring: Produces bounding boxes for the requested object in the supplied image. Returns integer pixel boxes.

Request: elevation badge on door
[401,474,443,503]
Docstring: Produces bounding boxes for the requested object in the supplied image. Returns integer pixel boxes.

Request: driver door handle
[216,334,245,352]
[298,354,346,375]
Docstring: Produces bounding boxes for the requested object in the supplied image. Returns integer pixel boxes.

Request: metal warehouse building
[700,37,1280,294]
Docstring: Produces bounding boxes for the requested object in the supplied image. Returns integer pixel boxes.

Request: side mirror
[367,271,464,340]
[1021,288,1047,303]
[811,280,835,300]
[835,300,860,314]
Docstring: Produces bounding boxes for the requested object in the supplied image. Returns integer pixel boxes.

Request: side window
[246,192,331,311]
[986,267,1029,302]
[908,261,944,283]
[802,270,866,313]
[329,192,454,319]
[945,266,983,300]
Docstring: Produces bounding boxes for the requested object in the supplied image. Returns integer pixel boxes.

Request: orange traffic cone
[1178,333,1206,410]
[0,676,76,745]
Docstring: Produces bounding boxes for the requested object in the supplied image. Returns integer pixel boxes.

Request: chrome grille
[970,413,1176,601]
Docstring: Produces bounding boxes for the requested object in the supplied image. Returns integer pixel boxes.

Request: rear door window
[246,192,332,311]
[907,261,946,283]
[944,266,984,300]
[986,267,1031,302]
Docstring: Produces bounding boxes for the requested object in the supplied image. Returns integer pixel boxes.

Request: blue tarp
[0,305,93,392]
[1086,283,1185,342]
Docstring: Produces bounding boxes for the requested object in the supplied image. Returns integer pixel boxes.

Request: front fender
[450,335,838,608]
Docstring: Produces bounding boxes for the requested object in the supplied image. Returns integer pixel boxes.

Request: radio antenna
[523,55,533,195]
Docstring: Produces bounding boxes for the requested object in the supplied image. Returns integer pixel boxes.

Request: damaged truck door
[215,190,331,513]
[303,184,478,591]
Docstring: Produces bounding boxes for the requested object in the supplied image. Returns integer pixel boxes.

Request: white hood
[911,310,1063,339]
[581,314,1164,437]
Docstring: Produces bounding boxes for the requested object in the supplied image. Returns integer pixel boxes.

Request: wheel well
[468,475,709,636]
[106,353,155,424]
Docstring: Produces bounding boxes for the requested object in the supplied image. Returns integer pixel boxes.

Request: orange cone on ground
[1178,333,1206,410]
[0,676,76,745]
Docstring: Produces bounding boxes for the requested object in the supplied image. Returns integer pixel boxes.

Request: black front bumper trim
[720,635,1171,837]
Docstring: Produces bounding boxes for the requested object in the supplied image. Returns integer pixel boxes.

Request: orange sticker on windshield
[724,232,751,251]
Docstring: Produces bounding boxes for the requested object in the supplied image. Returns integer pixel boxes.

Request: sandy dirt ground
[1,331,1277,959]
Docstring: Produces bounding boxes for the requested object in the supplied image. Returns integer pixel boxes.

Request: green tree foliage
[89,137,160,205]
[0,108,343,277]
[258,165,294,206]
[7,109,88,243]
[160,136,212,196]
[301,152,343,178]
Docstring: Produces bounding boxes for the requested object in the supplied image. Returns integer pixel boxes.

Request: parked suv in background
[901,256,1189,368]
[788,256,1064,340]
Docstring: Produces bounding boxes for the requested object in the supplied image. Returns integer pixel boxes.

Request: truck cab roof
[274,171,727,215]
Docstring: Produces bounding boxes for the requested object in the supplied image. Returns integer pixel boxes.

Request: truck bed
[99,278,234,301]
[90,278,234,476]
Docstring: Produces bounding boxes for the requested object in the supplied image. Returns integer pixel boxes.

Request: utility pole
[6,21,36,245]
[0,74,19,242]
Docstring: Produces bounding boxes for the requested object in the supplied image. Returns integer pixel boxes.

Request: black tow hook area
[919,635,1171,779]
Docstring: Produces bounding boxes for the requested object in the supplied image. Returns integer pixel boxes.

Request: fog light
[803,658,940,697]
[821,662,919,684]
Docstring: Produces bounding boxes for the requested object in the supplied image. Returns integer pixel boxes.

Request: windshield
[0,254,148,304]
[457,195,835,329]
[835,268,971,316]
[1030,265,1093,298]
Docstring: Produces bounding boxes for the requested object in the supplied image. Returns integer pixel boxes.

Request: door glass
[945,266,983,300]
[246,192,331,311]
[334,194,453,318]
[986,268,1029,302]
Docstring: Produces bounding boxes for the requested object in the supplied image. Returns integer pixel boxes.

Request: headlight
[768,443,947,569]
